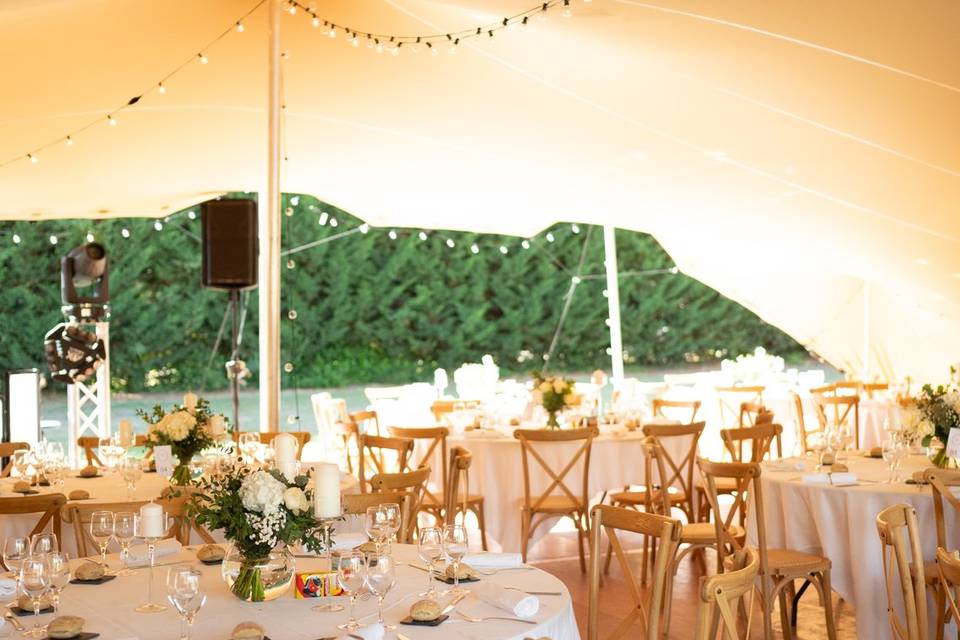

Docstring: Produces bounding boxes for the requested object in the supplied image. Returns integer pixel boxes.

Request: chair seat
[611,488,687,506]
[767,548,831,574]
[681,522,746,544]
[529,495,584,513]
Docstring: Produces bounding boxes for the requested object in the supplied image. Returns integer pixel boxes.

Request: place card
[153,445,174,477]
[947,428,960,459]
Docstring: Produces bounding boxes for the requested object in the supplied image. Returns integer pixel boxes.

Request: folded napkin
[462,552,522,569]
[471,581,539,618]
[332,533,368,551]
[0,577,16,598]
[762,460,806,472]
[341,623,384,640]
[127,537,182,567]
[801,472,857,487]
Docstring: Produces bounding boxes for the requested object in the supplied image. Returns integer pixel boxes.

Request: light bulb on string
[158,82,166,94]
[359,223,370,234]
[545,232,555,242]
[12,234,21,244]
[285,206,294,217]
[521,240,530,249]
[290,196,300,206]
[154,221,163,231]
[287,259,295,269]
[571,224,580,234]
[328,26,336,38]
[121,228,130,238]
[287,415,297,425]
[499,245,509,255]
[418,231,428,241]
[312,16,320,27]
[107,115,117,127]
[470,243,480,254]
[445,238,455,248]
[236,21,245,32]
[187,210,197,220]
[284,362,294,373]
[288,3,296,15]
[519,16,529,31]
[391,43,401,56]
[288,309,298,320]
[375,40,384,54]
[388,230,397,240]
[49,235,58,245]
[28,154,38,164]
[86,233,95,242]
[562,0,572,17]
[450,38,459,54]
[198,53,208,64]
[65,136,74,147]
[329,217,338,227]
[318,212,329,225]
[351,34,359,47]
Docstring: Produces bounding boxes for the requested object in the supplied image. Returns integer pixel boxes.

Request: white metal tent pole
[603,225,625,384]
[862,279,871,381]
[259,0,282,433]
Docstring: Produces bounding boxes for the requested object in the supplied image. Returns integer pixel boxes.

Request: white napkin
[332,533,367,551]
[762,460,806,472]
[462,552,522,568]
[0,577,15,598]
[341,623,384,640]
[471,581,539,618]
[801,472,857,487]
[126,538,182,567]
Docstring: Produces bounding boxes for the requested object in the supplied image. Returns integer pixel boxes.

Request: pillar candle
[208,415,226,437]
[140,502,165,538]
[274,433,298,481]
[118,419,134,447]
[313,463,341,519]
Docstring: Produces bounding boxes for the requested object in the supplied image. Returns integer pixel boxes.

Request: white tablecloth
[749,454,958,640]
[6,544,579,640]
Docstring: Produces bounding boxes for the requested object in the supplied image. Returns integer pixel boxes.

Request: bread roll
[47,615,84,639]
[74,560,105,581]
[68,489,90,500]
[410,598,442,621]
[197,544,225,562]
[79,465,99,478]
[444,563,476,580]
[17,593,51,611]
[231,621,265,640]
[13,480,31,492]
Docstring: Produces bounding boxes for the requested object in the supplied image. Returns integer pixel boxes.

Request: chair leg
[819,570,838,640]
[778,586,794,640]
[934,584,946,640]
[473,504,489,552]
[575,512,587,574]
[760,575,775,640]
[661,558,678,639]
[520,509,531,564]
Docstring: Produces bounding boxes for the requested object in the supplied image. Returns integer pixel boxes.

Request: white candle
[118,419,134,447]
[140,502,165,538]
[313,463,341,519]
[208,415,226,437]
[183,392,198,413]
[274,433,297,465]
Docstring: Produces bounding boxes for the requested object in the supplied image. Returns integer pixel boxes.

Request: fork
[4,609,25,633]
[474,566,536,576]
[457,611,537,625]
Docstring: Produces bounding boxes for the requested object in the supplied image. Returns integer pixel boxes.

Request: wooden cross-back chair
[863,382,890,398]
[924,468,960,639]
[369,467,431,542]
[0,442,29,477]
[430,400,480,425]
[342,491,413,543]
[255,431,310,459]
[651,398,700,423]
[387,426,448,521]
[876,503,929,640]
[77,435,149,467]
[694,547,759,640]
[936,548,960,640]
[444,445,488,550]
[350,410,382,437]
[813,395,860,449]
[739,401,773,428]
[0,494,65,555]
[63,500,149,557]
[793,392,821,454]
[357,434,413,493]
[335,420,361,474]
[715,386,764,427]
[159,487,216,545]
[699,459,838,640]
[588,504,681,640]
[514,427,597,571]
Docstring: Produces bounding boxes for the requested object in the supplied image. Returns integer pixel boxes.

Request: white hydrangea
[240,470,286,515]
[159,410,196,442]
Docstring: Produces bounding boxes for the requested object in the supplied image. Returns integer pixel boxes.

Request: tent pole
[862,280,871,381]
[603,225,625,385]
[259,0,282,434]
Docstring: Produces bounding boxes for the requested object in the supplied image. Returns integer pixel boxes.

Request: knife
[440,591,469,616]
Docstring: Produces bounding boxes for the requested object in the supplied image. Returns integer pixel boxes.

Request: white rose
[283,487,309,514]
[919,419,935,438]
[183,392,198,413]
[553,380,566,394]
[164,411,196,442]
[538,381,552,393]
[240,470,286,515]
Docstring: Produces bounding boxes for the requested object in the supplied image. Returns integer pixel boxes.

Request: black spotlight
[43,323,106,383]
[61,242,110,321]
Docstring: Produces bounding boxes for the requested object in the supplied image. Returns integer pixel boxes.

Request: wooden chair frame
[813,395,860,449]
[369,467,431,542]
[876,503,929,640]
[63,500,150,557]
[444,445,488,550]
[357,434,413,492]
[793,392,821,454]
[715,386,764,427]
[638,422,704,522]
[924,468,960,639]
[343,491,414,543]
[0,494,65,557]
[588,504,681,640]
[159,487,217,545]
[720,424,783,464]
[694,547,759,640]
[254,431,310,459]
[863,382,890,398]
[388,426,448,519]
[651,399,701,423]
[0,442,29,477]
[936,548,960,640]
[515,427,596,571]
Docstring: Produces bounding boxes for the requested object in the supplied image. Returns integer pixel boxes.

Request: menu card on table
[154,445,174,477]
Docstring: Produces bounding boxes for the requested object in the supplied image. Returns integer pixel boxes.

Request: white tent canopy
[1,0,959,382]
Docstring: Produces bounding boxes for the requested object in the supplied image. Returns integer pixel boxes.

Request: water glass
[442,524,468,595]
[20,557,50,637]
[114,511,137,576]
[121,458,143,500]
[336,551,367,631]
[12,450,31,482]
[45,552,70,613]
[30,532,58,555]
[366,553,397,629]
[381,503,401,545]
[166,566,206,640]
[882,439,900,483]
[90,510,115,568]
[417,527,442,597]
[364,507,388,554]
[2,536,29,587]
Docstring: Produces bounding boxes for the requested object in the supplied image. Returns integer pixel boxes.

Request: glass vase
[221,544,295,602]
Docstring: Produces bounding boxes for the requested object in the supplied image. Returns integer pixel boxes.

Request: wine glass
[12,450,31,482]
[121,458,143,500]
[336,551,367,631]
[442,524,469,595]
[114,511,137,576]
[30,532,58,556]
[882,439,900,483]
[417,527,442,597]
[381,503,401,547]
[99,437,116,472]
[365,553,397,630]
[46,461,66,488]
[19,557,50,637]
[166,566,206,640]
[364,506,387,555]
[90,510,115,569]
[238,433,258,461]
[45,552,70,614]
[3,536,29,594]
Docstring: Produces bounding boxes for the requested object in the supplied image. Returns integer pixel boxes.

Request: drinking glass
[166,566,206,640]
[12,450,31,482]
[3,536,29,594]
[381,503,401,546]
[90,510,115,568]
[99,437,116,472]
[442,524,469,595]
[114,511,137,576]
[46,442,65,463]
[121,458,143,500]
[30,532,58,555]
[20,557,50,637]
[45,551,70,614]
[364,506,388,555]
[366,553,397,629]
[46,461,66,488]
[882,439,899,483]
[336,551,367,631]
[417,527,442,597]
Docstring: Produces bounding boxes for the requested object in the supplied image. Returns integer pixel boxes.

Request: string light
[329,217,338,227]
[318,212,329,225]
[28,154,38,164]
[157,82,166,94]
[236,21,245,33]
[521,240,531,249]
[546,232,555,242]
[359,223,370,234]
[290,196,300,206]
[107,115,117,127]
[388,230,398,240]
[187,210,197,220]
[563,0,572,18]
[328,26,336,38]
[12,234,21,244]
[65,136,73,146]
[154,220,163,231]
[49,235,58,245]
[571,224,580,234]
[198,53,209,64]
[86,233,95,242]
[499,245,509,254]
[121,228,130,238]
[470,243,480,254]
[311,16,320,27]
[287,259,295,269]
[418,231,428,241]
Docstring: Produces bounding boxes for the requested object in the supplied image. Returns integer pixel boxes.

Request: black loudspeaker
[201,198,258,290]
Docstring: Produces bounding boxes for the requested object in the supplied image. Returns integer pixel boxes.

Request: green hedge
[0,194,806,392]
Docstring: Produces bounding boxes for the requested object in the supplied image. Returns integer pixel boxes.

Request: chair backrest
[256,431,310,459]
[0,442,29,477]
[863,382,889,398]
[388,426,449,507]
[342,491,414,543]
[369,467,431,541]
[720,424,783,463]
[350,410,381,436]
[715,386,764,427]
[641,422,704,519]
[159,487,217,545]
[694,547,760,640]
[514,428,596,513]
[357,434,414,492]
[937,547,960,637]
[651,398,700,423]
[335,420,361,474]
[445,445,472,523]
[588,504,681,640]
[697,459,764,571]
[738,401,773,428]
[63,500,150,556]
[924,468,960,550]
[0,494,65,549]
[813,394,860,446]
[76,436,103,466]
[876,503,929,640]
[793,392,820,454]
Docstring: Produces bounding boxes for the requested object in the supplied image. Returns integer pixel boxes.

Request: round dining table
[749,452,958,640]
[16,543,579,640]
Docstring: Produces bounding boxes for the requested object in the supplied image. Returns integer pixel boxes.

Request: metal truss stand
[66,322,111,467]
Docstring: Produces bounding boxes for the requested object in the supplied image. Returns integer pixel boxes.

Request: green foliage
[0,194,807,392]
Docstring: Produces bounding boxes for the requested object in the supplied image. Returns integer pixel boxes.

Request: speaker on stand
[201,198,258,437]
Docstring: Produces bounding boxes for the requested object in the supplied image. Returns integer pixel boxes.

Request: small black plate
[75,475,102,480]
[10,604,54,616]
[400,615,449,626]
[13,489,39,495]
[434,575,479,585]
[41,633,100,640]
[70,575,116,585]
[199,558,223,566]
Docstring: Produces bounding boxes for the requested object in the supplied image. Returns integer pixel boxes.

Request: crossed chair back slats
[0,442,29,477]
[357,434,413,493]
[63,500,149,557]
[641,422,704,520]
[694,547,760,640]
[342,491,414,543]
[876,503,929,640]
[0,494,65,554]
[813,394,860,448]
[738,401,774,428]
[651,399,701,423]
[697,459,763,570]
[937,548,960,638]
[588,504,681,640]
[924,468,960,550]
[514,428,596,514]
[350,410,382,436]
[369,467,431,541]
[388,426,448,510]
[715,386,764,427]
[159,487,217,545]
[720,424,783,463]
[793,392,821,454]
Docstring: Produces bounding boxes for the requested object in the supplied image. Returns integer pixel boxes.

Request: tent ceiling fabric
[1,0,958,380]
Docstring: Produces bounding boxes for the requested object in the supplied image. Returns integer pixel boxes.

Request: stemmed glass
[31,532,58,556]
[882,438,901,483]
[381,503,401,550]
[364,507,388,555]
[90,510,114,570]
[366,553,397,630]
[121,458,143,500]
[166,566,206,640]
[12,450,32,484]
[45,552,70,614]
[442,524,469,595]
[3,536,29,597]
[114,512,137,576]
[19,557,51,637]
[336,551,367,632]
[46,461,66,488]
[418,527,442,597]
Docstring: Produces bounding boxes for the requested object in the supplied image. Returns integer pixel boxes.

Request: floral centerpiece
[901,374,960,468]
[532,372,576,429]
[138,392,226,484]
[189,465,327,601]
